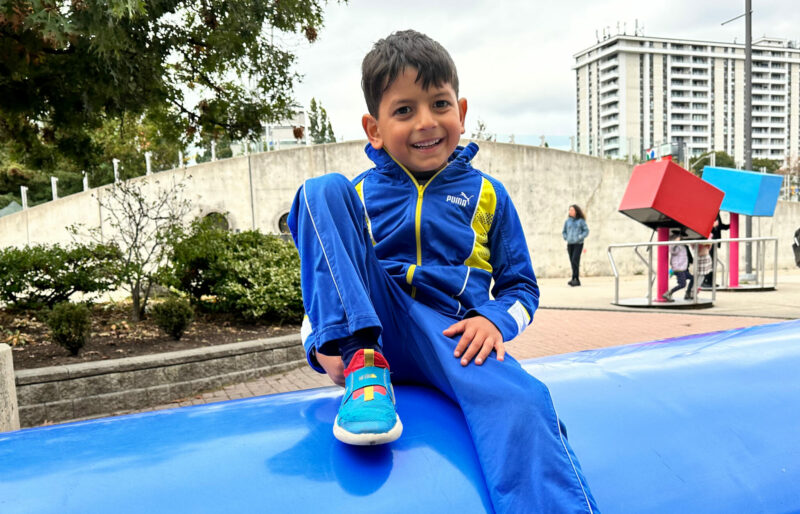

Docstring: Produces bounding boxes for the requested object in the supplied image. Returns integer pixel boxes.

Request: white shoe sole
[332,415,403,446]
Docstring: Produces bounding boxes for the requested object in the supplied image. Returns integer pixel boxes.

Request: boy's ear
[458,98,468,134]
[362,114,383,149]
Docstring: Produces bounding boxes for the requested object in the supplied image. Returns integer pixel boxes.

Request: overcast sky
[290,0,799,146]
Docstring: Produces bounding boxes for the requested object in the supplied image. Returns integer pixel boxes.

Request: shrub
[0,243,120,309]
[168,220,303,323]
[151,297,194,340]
[47,302,91,355]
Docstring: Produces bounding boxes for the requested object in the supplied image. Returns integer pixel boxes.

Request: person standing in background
[562,204,589,287]
[702,213,729,287]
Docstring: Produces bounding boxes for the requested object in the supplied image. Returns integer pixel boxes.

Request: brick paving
[139,307,778,413]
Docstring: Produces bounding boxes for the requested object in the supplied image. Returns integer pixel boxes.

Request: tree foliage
[0,0,334,194]
[690,151,735,175]
[0,242,120,309]
[308,97,335,144]
[752,158,782,174]
[167,218,303,322]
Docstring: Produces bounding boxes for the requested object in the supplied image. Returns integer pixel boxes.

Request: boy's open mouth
[411,138,443,150]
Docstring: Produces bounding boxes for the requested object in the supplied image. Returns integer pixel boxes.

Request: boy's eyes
[393,100,451,116]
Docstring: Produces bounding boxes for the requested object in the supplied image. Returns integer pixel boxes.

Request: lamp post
[145,151,152,175]
[20,186,28,210]
[112,158,120,183]
[722,0,753,273]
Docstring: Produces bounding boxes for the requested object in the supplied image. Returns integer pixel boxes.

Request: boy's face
[362,67,467,173]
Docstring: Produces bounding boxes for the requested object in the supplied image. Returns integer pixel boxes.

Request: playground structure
[616,159,723,307]
[613,159,785,307]
[701,166,784,290]
[1,320,799,513]
[607,235,778,307]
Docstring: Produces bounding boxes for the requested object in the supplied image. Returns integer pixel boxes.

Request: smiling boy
[288,30,598,512]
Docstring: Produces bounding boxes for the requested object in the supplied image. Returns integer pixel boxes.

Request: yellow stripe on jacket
[464,177,497,272]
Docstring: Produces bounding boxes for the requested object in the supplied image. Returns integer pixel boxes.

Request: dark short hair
[361,29,459,117]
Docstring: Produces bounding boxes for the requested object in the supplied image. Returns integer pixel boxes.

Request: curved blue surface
[2,320,800,513]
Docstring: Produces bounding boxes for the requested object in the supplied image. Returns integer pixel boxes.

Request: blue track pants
[288,174,598,513]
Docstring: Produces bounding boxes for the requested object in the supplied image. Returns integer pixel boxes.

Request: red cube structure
[619,160,724,238]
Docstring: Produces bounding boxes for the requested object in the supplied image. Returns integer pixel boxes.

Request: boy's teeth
[413,138,441,148]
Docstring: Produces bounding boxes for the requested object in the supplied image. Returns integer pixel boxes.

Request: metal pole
[20,186,28,209]
[112,158,120,183]
[744,0,753,273]
[50,176,58,201]
[647,247,653,307]
[145,151,152,175]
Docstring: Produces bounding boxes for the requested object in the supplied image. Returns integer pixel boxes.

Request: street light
[722,0,754,273]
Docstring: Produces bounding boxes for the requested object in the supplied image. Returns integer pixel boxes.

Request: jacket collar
[364,142,480,174]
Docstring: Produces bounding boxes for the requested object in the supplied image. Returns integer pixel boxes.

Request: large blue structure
[2,321,800,513]
[702,166,783,217]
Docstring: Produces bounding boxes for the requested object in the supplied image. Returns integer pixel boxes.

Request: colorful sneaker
[333,349,402,445]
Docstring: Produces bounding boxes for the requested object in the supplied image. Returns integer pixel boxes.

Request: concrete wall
[15,335,305,427]
[1,344,20,432]
[2,141,800,278]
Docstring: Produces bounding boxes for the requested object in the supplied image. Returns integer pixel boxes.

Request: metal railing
[607,236,778,306]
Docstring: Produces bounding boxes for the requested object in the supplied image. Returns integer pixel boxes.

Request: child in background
[696,243,713,291]
[288,29,598,513]
[663,231,695,301]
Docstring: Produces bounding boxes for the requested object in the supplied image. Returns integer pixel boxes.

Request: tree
[71,176,191,321]
[690,151,735,175]
[0,0,334,174]
[752,158,781,174]
[308,98,336,144]
[471,119,495,142]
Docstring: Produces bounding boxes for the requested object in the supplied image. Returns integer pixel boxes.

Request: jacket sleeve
[466,187,539,342]
[562,219,568,241]
[580,219,590,240]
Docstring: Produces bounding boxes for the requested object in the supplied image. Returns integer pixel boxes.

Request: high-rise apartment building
[574,34,800,167]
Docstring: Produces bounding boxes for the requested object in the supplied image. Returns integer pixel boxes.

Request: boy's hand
[443,316,505,366]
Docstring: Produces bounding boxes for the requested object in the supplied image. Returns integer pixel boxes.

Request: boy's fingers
[460,335,484,366]
[496,341,506,361]
[453,326,475,357]
[442,320,465,336]
[474,339,495,365]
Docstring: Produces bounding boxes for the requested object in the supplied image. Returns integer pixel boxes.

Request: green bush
[168,220,302,323]
[47,302,91,355]
[0,243,121,309]
[151,297,194,340]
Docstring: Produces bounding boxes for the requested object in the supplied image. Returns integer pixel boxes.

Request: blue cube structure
[702,166,783,217]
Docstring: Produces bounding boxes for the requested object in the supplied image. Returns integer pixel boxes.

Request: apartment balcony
[600,67,619,79]
[671,71,693,80]
[599,94,619,106]
[599,58,619,71]
[599,83,618,95]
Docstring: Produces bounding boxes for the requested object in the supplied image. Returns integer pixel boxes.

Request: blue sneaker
[333,349,402,445]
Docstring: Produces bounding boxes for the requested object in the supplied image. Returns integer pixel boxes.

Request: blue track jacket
[351,142,539,343]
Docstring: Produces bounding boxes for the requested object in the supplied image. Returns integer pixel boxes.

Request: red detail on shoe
[343,349,390,378]
[352,386,387,399]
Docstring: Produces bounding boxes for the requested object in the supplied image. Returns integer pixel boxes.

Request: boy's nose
[415,107,437,130]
